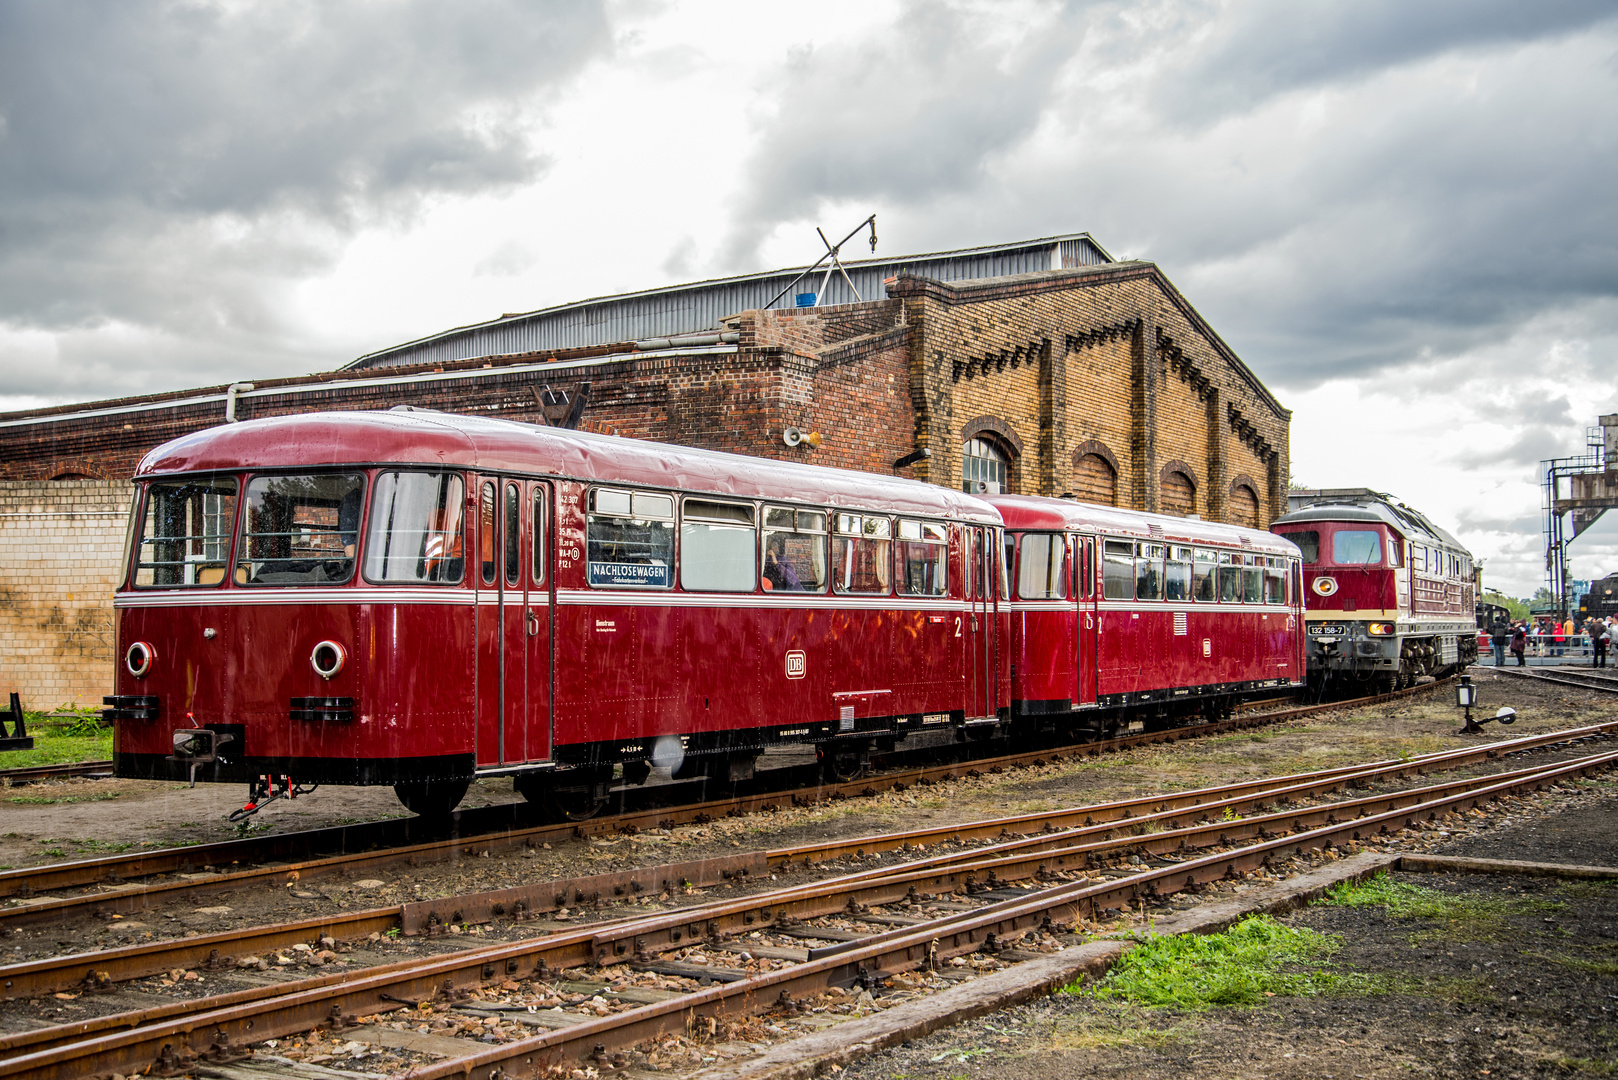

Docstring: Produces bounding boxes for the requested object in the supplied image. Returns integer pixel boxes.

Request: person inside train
[762,535,803,591]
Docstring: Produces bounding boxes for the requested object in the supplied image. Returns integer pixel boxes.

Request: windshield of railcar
[236,473,365,585]
[1280,529,1319,564]
[133,477,240,587]
[364,471,466,584]
[1331,529,1383,565]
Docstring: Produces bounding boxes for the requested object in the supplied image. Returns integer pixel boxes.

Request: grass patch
[6,792,120,806]
[1553,1059,1618,1076]
[0,718,113,771]
[1062,916,1344,1008]
[1048,1005,1193,1051]
[1323,873,1561,942]
[1532,951,1618,978]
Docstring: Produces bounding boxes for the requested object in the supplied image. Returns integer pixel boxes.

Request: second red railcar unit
[987,495,1306,739]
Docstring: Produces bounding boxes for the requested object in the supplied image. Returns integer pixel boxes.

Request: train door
[964,525,997,721]
[501,481,555,764]
[476,478,555,768]
[1075,534,1098,705]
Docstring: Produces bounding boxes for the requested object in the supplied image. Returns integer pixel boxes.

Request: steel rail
[5,708,1603,1002]
[0,760,113,785]
[361,747,1618,1080]
[1491,666,1618,694]
[0,682,1441,925]
[8,741,1613,1079]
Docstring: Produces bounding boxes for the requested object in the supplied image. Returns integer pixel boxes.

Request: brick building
[0,233,1289,707]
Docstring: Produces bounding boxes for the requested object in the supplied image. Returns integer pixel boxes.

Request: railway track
[0,760,113,786]
[3,721,1612,1078]
[1491,665,1618,695]
[0,680,1448,930]
[1,714,1609,1006]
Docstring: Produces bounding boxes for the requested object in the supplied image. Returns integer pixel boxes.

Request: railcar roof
[135,409,1004,523]
[1273,498,1467,554]
[985,494,1300,557]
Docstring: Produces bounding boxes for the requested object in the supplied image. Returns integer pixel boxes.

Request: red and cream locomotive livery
[987,495,1306,740]
[1270,489,1478,691]
[105,409,1012,817]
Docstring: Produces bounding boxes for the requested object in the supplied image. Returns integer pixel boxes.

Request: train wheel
[515,770,610,823]
[818,744,867,784]
[393,777,470,817]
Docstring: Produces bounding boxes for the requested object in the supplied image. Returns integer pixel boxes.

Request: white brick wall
[0,480,132,709]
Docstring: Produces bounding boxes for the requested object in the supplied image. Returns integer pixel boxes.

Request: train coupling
[169,723,235,788]
[229,774,320,825]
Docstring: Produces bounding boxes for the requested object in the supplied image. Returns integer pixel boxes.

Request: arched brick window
[1160,462,1198,517]
[1071,440,1119,506]
[960,417,1022,494]
[1230,479,1260,528]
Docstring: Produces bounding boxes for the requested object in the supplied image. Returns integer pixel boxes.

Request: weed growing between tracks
[1324,871,1564,942]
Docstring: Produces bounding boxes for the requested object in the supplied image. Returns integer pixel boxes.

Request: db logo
[1311,577,1339,597]
[785,650,807,680]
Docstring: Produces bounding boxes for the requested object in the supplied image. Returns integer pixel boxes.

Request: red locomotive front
[1271,490,1478,691]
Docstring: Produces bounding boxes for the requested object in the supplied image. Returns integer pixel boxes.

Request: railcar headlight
[125,641,155,678]
[1367,623,1396,636]
[310,640,347,680]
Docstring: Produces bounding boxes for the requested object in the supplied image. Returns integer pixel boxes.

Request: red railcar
[1271,490,1478,691]
[986,495,1306,738]
[104,410,1012,816]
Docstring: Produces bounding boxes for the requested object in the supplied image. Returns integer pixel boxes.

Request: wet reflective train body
[1271,491,1478,691]
[105,410,1305,817]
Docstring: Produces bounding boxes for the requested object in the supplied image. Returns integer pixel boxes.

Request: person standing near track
[1511,624,1528,666]
[1490,616,1511,667]
[1591,616,1609,669]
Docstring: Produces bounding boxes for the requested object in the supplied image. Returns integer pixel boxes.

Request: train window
[1102,539,1133,599]
[134,477,240,587]
[833,513,892,594]
[364,472,465,584]
[1164,545,1192,601]
[1218,552,1241,602]
[1264,557,1286,604]
[1017,533,1067,599]
[236,473,364,587]
[1389,541,1403,568]
[504,484,521,587]
[587,487,674,588]
[1291,560,1302,604]
[1193,547,1217,602]
[1242,554,1263,604]
[1076,536,1096,599]
[1288,530,1320,564]
[532,489,546,584]
[898,520,949,596]
[680,499,756,593]
[1136,543,1164,601]
[763,506,827,592]
[480,483,497,585]
[1332,529,1382,565]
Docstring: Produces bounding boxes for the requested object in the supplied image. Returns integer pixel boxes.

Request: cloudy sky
[1,0,1615,597]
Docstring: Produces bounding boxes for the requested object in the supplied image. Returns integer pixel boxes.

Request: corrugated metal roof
[347,232,1112,371]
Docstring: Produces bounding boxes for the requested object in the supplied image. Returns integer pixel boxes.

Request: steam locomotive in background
[1272,489,1478,692]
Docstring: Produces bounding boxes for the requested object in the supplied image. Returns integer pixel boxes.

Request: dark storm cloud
[723,0,1618,395]
[0,0,609,392]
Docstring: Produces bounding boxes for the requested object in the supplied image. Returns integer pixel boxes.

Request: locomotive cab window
[364,471,465,584]
[236,473,364,586]
[1332,529,1382,566]
[587,488,674,589]
[762,507,827,592]
[1288,530,1320,564]
[681,498,756,593]
[1017,532,1067,600]
[897,519,948,596]
[134,477,240,587]
[1102,539,1133,599]
[833,513,892,594]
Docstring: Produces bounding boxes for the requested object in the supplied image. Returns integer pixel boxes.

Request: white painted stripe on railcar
[1094,602,1300,616]
[552,589,963,612]
[114,588,485,608]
